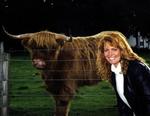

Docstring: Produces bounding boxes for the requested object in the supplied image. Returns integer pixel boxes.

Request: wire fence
[1,42,150,116]
[0,47,119,116]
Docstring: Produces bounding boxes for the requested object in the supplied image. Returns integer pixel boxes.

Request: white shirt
[111,63,131,109]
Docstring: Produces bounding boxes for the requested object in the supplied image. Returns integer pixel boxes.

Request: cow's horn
[2,26,32,39]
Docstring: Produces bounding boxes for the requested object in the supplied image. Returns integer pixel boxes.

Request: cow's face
[28,47,58,70]
[22,39,60,70]
[21,31,70,70]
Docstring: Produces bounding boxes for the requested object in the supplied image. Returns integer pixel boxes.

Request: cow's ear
[21,38,30,47]
[55,34,66,46]
[56,39,65,46]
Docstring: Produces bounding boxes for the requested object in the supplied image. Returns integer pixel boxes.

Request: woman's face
[104,43,121,67]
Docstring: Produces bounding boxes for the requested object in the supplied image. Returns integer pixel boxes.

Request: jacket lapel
[124,74,136,110]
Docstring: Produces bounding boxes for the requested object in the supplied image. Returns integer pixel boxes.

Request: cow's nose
[32,59,46,69]
[33,59,39,64]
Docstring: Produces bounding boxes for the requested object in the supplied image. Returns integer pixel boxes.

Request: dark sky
[1,0,150,50]
[1,0,150,35]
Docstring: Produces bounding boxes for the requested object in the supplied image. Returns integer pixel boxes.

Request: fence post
[0,42,9,116]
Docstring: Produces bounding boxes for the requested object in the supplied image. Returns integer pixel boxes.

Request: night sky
[0,0,150,50]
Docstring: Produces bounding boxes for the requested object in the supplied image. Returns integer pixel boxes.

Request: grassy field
[8,50,150,116]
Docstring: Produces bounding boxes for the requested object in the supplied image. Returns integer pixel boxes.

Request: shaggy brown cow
[4,29,102,116]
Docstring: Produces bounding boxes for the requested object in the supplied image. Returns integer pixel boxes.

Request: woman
[96,31,150,116]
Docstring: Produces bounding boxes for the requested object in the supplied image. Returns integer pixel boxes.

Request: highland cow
[4,29,102,116]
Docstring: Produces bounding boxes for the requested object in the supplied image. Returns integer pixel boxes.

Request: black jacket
[111,60,150,116]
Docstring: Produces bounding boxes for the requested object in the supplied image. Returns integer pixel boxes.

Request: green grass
[8,51,150,116]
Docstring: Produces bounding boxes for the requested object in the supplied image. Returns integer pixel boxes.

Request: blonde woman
[96,31,150,116]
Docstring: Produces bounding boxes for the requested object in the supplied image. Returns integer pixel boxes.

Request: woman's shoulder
[128,60,150,73]
[127,60,150,88]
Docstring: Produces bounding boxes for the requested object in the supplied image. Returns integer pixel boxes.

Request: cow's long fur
[9,30,102,116]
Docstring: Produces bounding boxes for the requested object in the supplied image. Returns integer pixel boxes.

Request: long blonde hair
[96,31,145,81]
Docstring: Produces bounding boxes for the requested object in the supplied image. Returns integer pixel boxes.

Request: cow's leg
[53,80,76,116]
[54,98,71,116]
